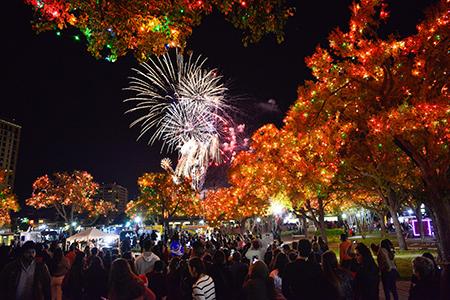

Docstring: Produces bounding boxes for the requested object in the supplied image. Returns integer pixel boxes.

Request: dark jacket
[62,263,84,300]
[409,278,440,300]
[0,258,51,300]
[147,271,168,300]
[282,258,322,300]
[207,263,232,300]
[166,270,183,300]
[242,260,278,300]
[243,278,272,300]
[229,261,248,299]
[320,268,354,300]
[354,264,379,300]
[84,265,108,300]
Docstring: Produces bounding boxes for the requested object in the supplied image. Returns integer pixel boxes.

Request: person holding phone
[245,240,264,262]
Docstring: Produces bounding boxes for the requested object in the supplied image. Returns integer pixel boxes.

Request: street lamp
[269,201,284,216]
[71,222,77,227]
[342,213,347,219]
[134,216,142,223]
[256,217,261,223]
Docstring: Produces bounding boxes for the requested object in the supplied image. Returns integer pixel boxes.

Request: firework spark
[124,51,234,190]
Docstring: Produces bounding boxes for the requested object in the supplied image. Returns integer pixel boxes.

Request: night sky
[4,0,435,208]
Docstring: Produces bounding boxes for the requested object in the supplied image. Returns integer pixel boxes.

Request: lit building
[95,183,129,214]
[0,119,21,188]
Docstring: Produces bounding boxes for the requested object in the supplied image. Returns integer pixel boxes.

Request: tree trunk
[239,219,246,234]
[415,205,425,241]
[378,213,387,238]
[302,215,308,238]
[388,206,407,250]
[318,198,328,243]
[384,188,407,250]
[358,216,366,239]
[394,136,449,298]
[315,212,328,244]
[428,201,450,300]
[162,218,169,242]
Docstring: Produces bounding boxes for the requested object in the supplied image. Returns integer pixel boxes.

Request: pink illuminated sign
[411,219,432,236]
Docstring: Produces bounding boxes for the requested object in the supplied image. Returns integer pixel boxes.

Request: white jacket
[245,248,265,261]
[135,251,160,275]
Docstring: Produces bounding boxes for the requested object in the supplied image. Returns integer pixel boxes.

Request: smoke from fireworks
[124,51,234,190]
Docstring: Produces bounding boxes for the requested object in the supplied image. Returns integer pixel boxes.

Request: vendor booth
[66,227,119,249]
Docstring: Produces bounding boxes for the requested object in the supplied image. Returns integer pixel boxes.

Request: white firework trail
[124,51,235,190]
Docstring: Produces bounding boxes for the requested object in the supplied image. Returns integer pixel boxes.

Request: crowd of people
[0,231,443,300]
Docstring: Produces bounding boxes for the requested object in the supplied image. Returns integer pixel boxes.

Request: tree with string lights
[26,170,115,230]
[286,0,448,258]
[24,0,294,61]
[202,186,269,226]
[333,125,416,249]
[126,172,199,237]
[202,187,237,224]
[0,170,19,226]
[229,117,351,242]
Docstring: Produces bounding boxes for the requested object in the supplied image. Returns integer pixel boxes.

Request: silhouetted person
[320,250,353,300]
[353,243,379,300]
[242,260,276,300]
[108,258,156,300]
[147,260,168,300]
[229,251,248,300]
[282,239,322,300]
[84,256,108,299]
[409,256,440,300]
[49,247,70,300]
[62,252,85,300]
[377,239,398,300]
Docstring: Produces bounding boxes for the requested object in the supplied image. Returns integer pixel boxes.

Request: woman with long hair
[243,260,279,300]
[49,247,70,300]
[147,260,168,300]
[208,250,231,300]
[377,239,398,300]
[269,252,289,293]
[321,250,353,300]
[166,257,183,300]
[108,258,156,300]
[84,256,108,299]
[62,252,84,300]
[354,243,380,300]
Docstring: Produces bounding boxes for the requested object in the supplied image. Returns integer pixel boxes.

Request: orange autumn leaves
[0,170,19,226]
[127,172,199,219]
[27,171,115,223]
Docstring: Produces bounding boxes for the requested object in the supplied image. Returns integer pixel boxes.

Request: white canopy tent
[66,227,119,243]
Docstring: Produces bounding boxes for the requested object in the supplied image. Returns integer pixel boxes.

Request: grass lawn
[283,228,438,279]
[324,231,438,280]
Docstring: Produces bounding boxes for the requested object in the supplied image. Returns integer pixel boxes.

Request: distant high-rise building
[95,183,129,214]
[0,119,21,188]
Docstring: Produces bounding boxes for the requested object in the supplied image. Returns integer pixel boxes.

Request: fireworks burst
[124,51,234,190]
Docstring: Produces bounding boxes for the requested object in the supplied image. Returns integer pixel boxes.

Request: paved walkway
[380,281,410,300]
